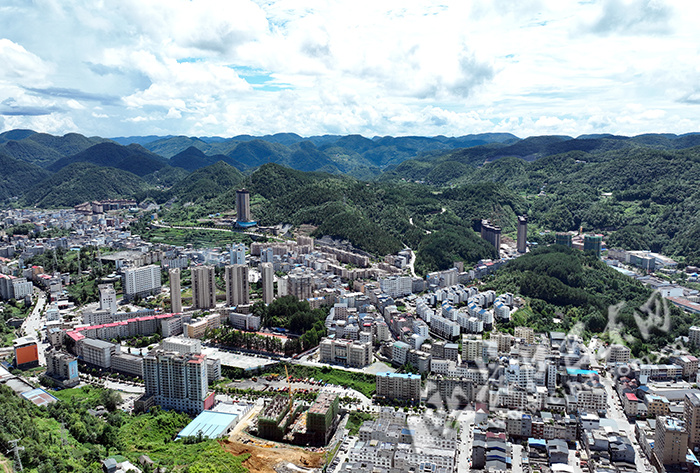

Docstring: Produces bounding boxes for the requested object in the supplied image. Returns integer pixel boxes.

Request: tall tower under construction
[517,216,528,253]
[480,219,502,258]
[236,189,251,225]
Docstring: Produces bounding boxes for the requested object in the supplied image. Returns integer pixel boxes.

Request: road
[457,409,475,473]
[600,374,653,472]
[21,289,48,364]
[407,248,417,278]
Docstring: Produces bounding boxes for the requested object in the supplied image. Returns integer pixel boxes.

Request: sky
[0,0,698,139]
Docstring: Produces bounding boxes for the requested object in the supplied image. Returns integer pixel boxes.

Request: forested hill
[3,128,700,269]
[484,245,694,356]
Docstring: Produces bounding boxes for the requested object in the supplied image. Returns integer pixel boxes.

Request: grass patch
[145,227,248,248]
[346,411,375,436]
[53,385,104,405]
[261,364,376,398]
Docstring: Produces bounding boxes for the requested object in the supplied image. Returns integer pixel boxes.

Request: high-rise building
[685,392,700,451]
[584,234,603,257]
[480,219,501,257]
[236,189,251,224]
[517,216,528,253]
[123,265,162,301]
[191,265,216,309]
[98,283,117,314]
[230,243,246,265]
[169,268,182,313]
[225,264,249,307]
[690,326,700,346]
[654,416,689,466]
[288,271,313,301]
[555,233,573,247]
[260,262,274,304]
[143,349,210,414]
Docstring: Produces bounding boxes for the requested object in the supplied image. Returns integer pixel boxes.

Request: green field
[145,226,252,247]
[260,364,377,398]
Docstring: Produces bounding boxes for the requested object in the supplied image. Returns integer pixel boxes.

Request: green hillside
[23,163,152,207]
[48,142,169,176]
[167,161,246,204]
[0,151,52,200]
[486,246,695,354]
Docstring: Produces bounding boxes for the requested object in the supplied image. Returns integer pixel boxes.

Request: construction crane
[7,439,24,472]
[284,365,294,411]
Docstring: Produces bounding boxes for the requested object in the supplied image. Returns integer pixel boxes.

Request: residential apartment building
[229,312,261,331]
[230,243,246,265]
[225,264,249,307]
[143,349,212,414]
[376,372,421,402]
[684,392,700,451]
[260,262,274,304]
[607,344,631,364]
[111,353,144,377]
[123,264,161,300]
[98,284,117,314]
[45,349,79,387]
[654,416,688,466]
[169,268,182,313]
[191,265,216,309]
[79,338,117,369]
[319,338,372,368]
[184,313,221,339]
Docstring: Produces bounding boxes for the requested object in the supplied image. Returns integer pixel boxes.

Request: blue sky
[0,0,698,138]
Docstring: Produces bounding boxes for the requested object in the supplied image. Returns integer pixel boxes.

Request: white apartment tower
[225,264,249,307]
[260,262,274,304]
[143,349,209,414]
[169,268,182,313]
[123,265,161,301]
[98,284,117,314]
[191,265,216,309]
[230,243,246,265]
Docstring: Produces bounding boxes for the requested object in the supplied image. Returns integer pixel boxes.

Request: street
[20,289,48,364]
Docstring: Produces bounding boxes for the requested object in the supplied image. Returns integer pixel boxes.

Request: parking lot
[202,346,279,371]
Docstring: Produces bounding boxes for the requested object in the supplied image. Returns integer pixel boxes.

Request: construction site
[219,367,342,473]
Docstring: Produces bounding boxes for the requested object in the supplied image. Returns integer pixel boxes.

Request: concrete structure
[654,416,689,466]
[0,274,33,301]
[379,276,413,298]
[517,215,528,253]
[307,392,340,445]
[319,338,372,368]
[162,337,202,354]
[79,338,117,369]
[123,264,161,301]
[555,233,572,247]
[98,284,117,314]
[191,265,216,309]
[13,336,39,370]
[225,264,249,307]
[184,313,221,339]
[584,234,603,257]
[236,189,252,225]
[143,349,212,414]
[169,268,182,313]
[685,392,700,452]
[690,326,700,347]
[229,312,261,331]
[607,344,631,364]
[45,349,79,387]
[480,219,501,256]
[258,395,302,441]
[111,353,144,377]
[229,243,246,265]
[376,372,421,402]
[260,262,274,304]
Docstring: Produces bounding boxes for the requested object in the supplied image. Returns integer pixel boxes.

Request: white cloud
[0,0,698,137]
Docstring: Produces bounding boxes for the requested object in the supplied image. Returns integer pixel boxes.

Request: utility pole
[7,439,24,472]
